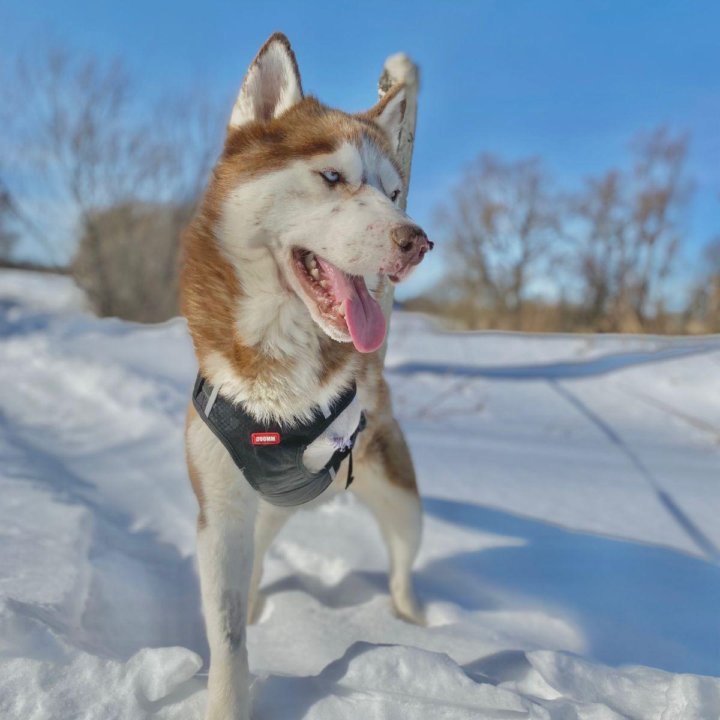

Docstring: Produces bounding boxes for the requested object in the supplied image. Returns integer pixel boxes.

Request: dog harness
[192,374,365,507]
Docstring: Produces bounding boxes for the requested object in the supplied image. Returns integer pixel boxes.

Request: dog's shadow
[262,567,388,611]
[262,496,720,678]
[426,497,720,677]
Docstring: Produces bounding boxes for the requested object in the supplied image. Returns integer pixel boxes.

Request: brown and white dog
[181,33,432,720]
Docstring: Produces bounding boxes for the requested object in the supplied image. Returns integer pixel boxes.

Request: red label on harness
[251,432,281,445]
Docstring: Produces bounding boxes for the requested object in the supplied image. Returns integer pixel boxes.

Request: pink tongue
[316,259,387,353]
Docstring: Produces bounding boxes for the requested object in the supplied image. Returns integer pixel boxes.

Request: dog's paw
[393,597,427,626]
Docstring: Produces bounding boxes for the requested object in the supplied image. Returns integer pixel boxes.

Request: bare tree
[0,179,18,260]
[686,234,720,333]
[9,47,216,212]
[573,128,690,331]
[2,45,222,319]
[438,155,561,328]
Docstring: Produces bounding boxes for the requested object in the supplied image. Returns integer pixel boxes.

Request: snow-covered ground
[1,269,719,720]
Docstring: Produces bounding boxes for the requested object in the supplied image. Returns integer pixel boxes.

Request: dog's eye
[390,189,401,203]
[320,169,342,185]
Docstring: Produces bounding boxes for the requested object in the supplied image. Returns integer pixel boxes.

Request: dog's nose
[391,225,434,265]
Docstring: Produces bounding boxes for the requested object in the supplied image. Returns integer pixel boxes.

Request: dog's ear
[365,84,407,150]
[229,32,303,129]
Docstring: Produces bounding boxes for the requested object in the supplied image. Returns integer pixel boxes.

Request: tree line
[1,46,717,333]
[410,130,719,334]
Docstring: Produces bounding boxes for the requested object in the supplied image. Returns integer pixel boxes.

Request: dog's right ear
[229,32,303,129]
[364,84,407,152]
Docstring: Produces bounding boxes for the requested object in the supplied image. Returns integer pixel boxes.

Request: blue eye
[320,169,342,185]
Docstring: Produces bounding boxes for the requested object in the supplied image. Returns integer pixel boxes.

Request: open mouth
[291,248,387,353]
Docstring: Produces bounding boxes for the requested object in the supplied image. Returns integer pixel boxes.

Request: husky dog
[181,32,432,720]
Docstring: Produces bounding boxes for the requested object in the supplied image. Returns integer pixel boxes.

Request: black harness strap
[192,374,365,507]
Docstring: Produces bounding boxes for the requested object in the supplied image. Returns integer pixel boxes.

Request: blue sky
[1,0,718,299]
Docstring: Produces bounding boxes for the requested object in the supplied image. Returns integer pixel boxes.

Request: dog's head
[214,33,432,353]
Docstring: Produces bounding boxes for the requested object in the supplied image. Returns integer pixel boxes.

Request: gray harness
[192,375,365,507]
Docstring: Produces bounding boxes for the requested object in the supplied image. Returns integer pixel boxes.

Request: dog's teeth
[304,253,316,271]
[338,305,346,316]
[310,268,320,280]
[320,280,328,289]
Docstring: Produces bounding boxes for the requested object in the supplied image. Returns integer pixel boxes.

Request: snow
[1,269,719,720]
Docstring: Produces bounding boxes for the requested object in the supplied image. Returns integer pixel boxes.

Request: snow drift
[1,270,719,719]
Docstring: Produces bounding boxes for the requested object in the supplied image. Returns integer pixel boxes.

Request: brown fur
[180,218,296,383]
[180,96,399,394]
[355,356,419,493]
[318,333,355,385]
[361,418,418,492]
[223,99,402,180]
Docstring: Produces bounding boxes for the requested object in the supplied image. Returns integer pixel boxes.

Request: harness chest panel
[192,375,364,507]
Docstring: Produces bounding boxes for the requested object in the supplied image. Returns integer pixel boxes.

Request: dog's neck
[182,221,358,424]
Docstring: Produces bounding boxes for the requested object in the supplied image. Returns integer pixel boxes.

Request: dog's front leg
[197,485,258,720]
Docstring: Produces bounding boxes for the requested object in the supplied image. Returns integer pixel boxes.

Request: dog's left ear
[229,32,303,129]
[365,84,407,150]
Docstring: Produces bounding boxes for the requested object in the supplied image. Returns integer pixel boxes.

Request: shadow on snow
[421,496,720,677]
